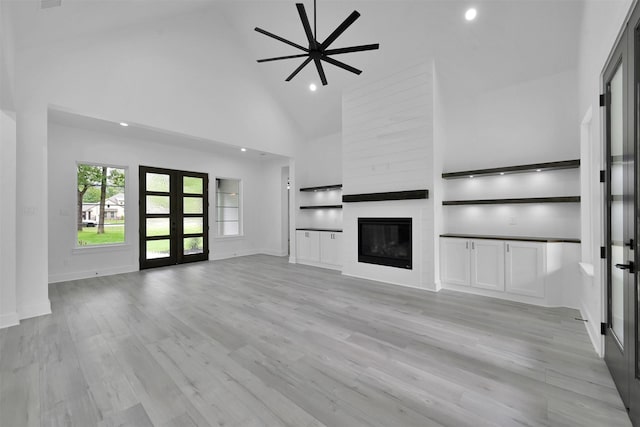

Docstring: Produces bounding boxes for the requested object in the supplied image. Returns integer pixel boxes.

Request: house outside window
[77,163,126,246]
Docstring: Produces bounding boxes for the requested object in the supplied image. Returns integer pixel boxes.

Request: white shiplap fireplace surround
[341,62,443,291]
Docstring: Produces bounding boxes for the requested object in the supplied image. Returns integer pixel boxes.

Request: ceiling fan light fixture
[465,8,477,21]
[255,1,379,87]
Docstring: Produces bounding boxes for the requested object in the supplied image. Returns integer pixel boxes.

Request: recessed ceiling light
[469,175,474,178]
[241,148,247,152]
[465,8,477,21]
[500,172,505,175]
[536,169,542,172]
[119,122,129,127]
[309,83,317,92]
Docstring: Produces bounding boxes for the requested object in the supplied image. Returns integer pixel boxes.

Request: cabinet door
[440,238,471,286]
[296,231,320,262]
[470,240,505,291]
[320,232,342,267]
[505,241,545,298]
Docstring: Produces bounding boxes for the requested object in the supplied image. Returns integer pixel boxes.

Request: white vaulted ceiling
[7,0,586,140]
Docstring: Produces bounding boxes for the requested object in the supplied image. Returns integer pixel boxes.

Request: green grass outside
[78,221,203,253]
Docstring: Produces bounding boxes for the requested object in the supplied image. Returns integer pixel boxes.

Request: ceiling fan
[254,0,379,86]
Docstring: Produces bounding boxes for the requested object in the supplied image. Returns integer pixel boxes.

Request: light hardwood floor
[0,255,632,427]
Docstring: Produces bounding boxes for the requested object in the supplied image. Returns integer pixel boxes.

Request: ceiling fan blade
[296,3,316,49]
[321,55,362,75]
[314,58,328,86]
[255,27,309,52]
[257,53,310,63]
[320,11,360,50]
[324,43,379,55]
[285,57,313,81]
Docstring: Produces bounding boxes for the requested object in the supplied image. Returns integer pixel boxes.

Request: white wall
[0,111,18,328]
[8,3,302,323]
[443,69,579,171]
[577,0,634,356]
[0,0,15,111]
[47,120,288,282]
[342,62,437,290]
[294,132,343,231]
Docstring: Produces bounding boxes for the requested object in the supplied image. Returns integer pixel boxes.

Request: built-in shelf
[343,189,429,203]
[442,159,580,179]
[299,184,343,192]
[441,233,580,244]
[442,196,580,206]
[299,205,343,210]
[296,228,343,232]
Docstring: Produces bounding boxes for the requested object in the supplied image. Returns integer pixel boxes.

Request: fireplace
[358,218,412,269]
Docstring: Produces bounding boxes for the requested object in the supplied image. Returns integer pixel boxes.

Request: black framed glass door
[603,3,640,424]
[139,166,209,269]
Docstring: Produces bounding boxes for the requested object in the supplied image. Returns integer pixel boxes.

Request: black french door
[603,3,640,424]
[139,166,209,269]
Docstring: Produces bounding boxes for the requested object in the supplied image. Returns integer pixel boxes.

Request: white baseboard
[49,265,137,283]
[258,249,289,257]
[0,312,19,329]
[580,301,604,357]
[296,259,342,271]
[210,249,259,261]
[18,300,51,321]
[342,271,439,292]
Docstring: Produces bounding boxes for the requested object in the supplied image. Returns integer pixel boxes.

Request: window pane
[146,173,170,193]
[146,196,170,214]
[184,217,203,234]
[217,192,238,207]
[183,176,203,195]
[184,237,204,255]
[609,63,624,346]
[216,178,240,236]
[217,207,239,222]
[146,218,170,237]
[77,164,126,246]
[217,221,239,236]
[146,239,170,259]
[184,197,203,214]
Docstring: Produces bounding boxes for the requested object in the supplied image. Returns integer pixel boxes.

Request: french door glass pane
[183,177,203,194]
[146,196,170,214]
[184,237,204,255]
[146,218,170,237]
[184,197,203,214]
[146,173,170,193]
[184,217,203,234]
[146,239,170,259]
[610,63,624,346]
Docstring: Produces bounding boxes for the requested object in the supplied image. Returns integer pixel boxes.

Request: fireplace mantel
[342,189,429,203]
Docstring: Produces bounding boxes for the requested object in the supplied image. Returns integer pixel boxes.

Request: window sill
[73,243,132,255]
[214,235,245,240]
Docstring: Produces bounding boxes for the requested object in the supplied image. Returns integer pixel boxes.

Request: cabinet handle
[305,232,309,238]
[472,242,475,250]
[506,244,509,252]
[466,242,468,249]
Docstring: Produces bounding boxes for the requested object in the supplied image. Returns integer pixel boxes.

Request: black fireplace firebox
[358,218,412,269]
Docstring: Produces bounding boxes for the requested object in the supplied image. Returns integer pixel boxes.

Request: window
[216,178,241,236]
[77,163,126,246]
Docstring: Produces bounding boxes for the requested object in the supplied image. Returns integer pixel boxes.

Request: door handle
[615,262,635,273]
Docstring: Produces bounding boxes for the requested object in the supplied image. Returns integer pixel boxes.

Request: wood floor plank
[0,254,632,426]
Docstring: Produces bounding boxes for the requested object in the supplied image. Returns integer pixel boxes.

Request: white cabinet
[440,237,554,306]
[440,238,504,290]
[296,230,342,270]
[505,241,545,298]
[320,232,342,267]
[296,230,320,263]
[440,238,471,286]
[470,240,505,291]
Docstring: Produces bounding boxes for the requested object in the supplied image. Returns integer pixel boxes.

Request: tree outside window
[77,164,126,246]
